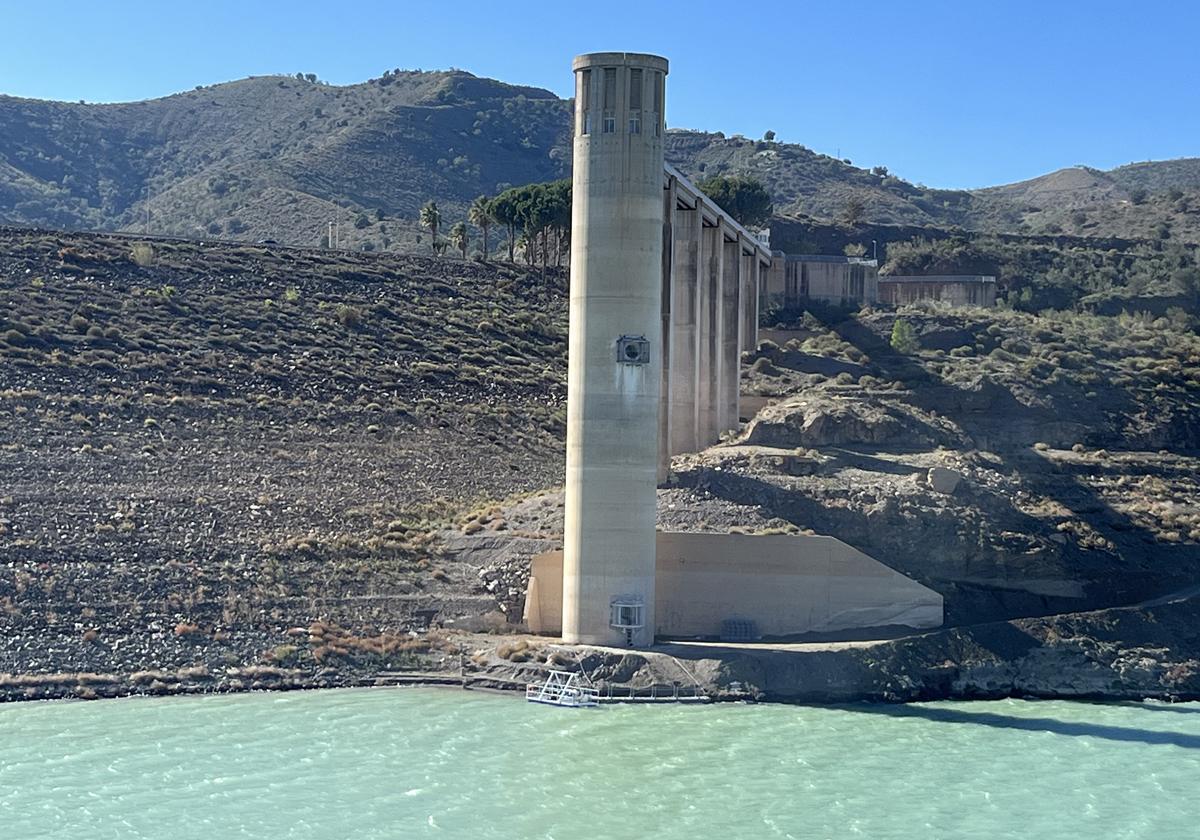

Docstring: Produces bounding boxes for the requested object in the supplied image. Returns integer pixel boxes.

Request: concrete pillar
[562,52,668,648]
[719,237,740,435]
[748,255,758,348]
[699,220,724,447]
[668,206,701,456]
[657,179,675,483]
[740,247,756,354]
[750,257,762,350]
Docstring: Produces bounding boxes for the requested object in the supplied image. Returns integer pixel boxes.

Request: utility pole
[328,221,333,249]
[872,239,878,262]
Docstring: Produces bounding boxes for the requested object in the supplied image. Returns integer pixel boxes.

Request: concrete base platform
[525,531,943,639]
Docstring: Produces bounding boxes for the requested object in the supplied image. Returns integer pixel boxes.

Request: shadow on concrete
[843,702,1200,749]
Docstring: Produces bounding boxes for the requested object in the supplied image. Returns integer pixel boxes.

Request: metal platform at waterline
[526,670,600,707]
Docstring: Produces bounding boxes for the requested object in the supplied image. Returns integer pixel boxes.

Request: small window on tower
[578,68,591,135]
[628,68,642,134]
[602,67,617,133]
[652,72,663,136]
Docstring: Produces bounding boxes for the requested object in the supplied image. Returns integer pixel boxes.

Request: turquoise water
[2,689,1198,839]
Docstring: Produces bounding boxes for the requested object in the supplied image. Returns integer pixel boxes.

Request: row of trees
[416,174,772,267]
[418,180,572,270]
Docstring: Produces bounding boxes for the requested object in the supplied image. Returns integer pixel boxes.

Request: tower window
[602,68,617,134]
[628,68,642,134]
[578,68,591,135]
[652,72,663,136]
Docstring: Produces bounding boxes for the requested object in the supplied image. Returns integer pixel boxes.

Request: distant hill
[969,160,1200,242]
[0,71,574,250]
[2,69,1199,248]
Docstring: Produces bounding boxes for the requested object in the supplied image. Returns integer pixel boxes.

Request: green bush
[890,318,919,354]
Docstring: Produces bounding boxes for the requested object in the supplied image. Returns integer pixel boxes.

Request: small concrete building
[878,275,997,308]
[761,254,879,311]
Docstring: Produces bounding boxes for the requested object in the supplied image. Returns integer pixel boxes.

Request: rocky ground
[0,228,565,693]
[2,227,1199,704]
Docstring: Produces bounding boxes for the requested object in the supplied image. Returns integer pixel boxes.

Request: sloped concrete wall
[524,532,943,638]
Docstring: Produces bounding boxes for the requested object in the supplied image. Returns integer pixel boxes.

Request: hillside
[0,72,573,250]
[4,70,1200,251]
[973,160,1200,242]
[2,228,1200,702]
[0,228,567,685]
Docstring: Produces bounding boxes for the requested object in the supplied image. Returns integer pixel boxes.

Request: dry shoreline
[6,590,1200,706]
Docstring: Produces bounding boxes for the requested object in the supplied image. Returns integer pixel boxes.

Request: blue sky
[1,0,1195,189]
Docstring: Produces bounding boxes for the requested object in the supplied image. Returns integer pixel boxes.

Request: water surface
[2,688,1198,839]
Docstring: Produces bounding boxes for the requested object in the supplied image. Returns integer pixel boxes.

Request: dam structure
[561,52,669,646]
[555,52,942,648]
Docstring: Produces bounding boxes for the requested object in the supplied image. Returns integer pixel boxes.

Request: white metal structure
[526,670,600,708]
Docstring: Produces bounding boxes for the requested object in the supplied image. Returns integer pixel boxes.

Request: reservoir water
[1,688,1198,839]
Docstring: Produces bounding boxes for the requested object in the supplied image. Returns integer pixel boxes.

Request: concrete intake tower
[561,52,668,646]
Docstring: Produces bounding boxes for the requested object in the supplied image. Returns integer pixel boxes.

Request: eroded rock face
[744,395,955,449]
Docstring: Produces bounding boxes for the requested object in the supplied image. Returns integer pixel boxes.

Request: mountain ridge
[2,70,1199,249]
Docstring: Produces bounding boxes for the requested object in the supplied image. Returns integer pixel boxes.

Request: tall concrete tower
[561,52,668,647]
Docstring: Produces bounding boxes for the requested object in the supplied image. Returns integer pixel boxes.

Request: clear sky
[1,0,1195,189]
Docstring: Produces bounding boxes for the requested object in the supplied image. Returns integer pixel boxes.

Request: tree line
[418,180,571,272]
[417,174,771,268]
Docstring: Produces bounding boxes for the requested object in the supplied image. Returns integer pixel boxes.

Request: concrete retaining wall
[525,531,943,638]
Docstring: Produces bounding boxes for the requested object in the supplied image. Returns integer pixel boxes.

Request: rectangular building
[878,275,997,308]
[761,253,879,311]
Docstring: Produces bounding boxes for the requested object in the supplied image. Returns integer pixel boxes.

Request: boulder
[928,466,962,494]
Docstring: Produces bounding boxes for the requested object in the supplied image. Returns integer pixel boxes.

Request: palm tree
[468,196,493,260]
[419,201,441,254]
[449,222,469,259]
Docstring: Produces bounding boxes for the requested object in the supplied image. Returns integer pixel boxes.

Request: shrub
[890,318,919,354]
[129,243,155,267]
[269,644,299,665]
[335,304,362,327]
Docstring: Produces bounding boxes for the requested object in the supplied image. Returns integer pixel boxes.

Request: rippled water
[2,688,1199,839]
